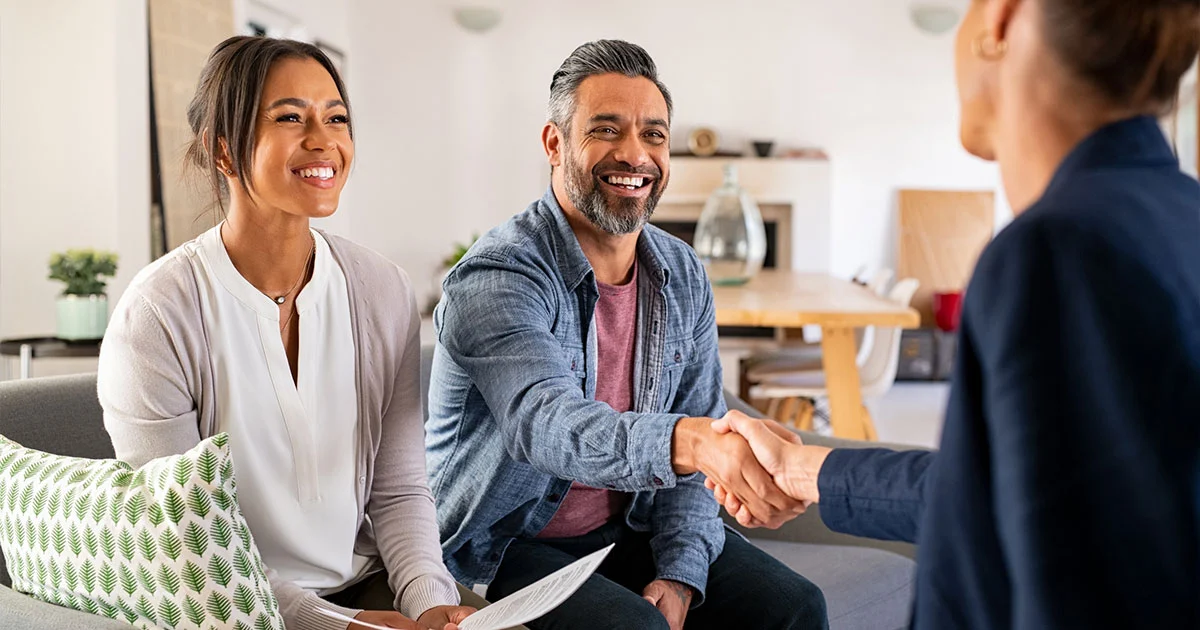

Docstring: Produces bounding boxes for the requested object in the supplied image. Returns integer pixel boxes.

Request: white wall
[0,0,151,376]
[344,0,1006,307]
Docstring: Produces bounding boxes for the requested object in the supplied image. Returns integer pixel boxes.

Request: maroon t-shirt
[538,264,638,539]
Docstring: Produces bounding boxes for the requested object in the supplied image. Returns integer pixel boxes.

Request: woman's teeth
[296,167,334,180]
[605,175,646,189]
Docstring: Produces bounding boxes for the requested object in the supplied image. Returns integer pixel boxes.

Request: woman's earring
[225,168,234,175]
[972,31,1008,61]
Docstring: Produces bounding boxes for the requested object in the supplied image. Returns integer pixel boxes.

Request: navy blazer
[818,117,1200,629]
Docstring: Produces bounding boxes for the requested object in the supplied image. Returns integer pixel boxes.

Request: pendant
[275,296,286,305]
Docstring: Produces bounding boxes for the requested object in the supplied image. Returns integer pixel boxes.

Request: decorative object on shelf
[910,2,962,35]
[693,164,767,286]
[779,147,829,160]
[47,249,117,341]
[453,6,503,33]
[687,127,720,157]
[752,140,775,158]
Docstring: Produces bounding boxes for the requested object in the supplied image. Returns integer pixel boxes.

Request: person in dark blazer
[707,0,1200,628]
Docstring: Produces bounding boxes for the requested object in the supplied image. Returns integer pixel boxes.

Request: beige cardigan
[97,230,459,630]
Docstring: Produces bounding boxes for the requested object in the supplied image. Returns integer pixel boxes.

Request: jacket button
[548,494,561,502]
[653,477,664,487]
[674,351,682,363]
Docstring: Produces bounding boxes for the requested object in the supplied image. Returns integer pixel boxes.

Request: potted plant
[48,249,118,341]
[425,235,479,314]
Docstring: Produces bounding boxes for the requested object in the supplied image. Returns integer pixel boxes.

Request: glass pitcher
[693,164,767,285]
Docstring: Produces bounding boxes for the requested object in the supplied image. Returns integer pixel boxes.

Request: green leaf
[61,593,79,612]
[123,494,146,523]
[8,454,32,476]
[208,555,233,588]
[63,560,78,590]
[80,559,96,592]
[118,563,138,596]
[23,459,45,479]
[184,521,209,556]
[147,502,165,526]
[48,558,61,586]
[136,564,157,593]
[81,597,100,616]
[211,433,229,449]
[136,595,157,625]
[35,557,47,584]
[19,485,34,511]
[66,468,89,485]
[108,491,122,523]
[73,490,90,520]
[99,528,116,559]
[220,458,235,483]
[233,583,256,616]
[183,595,206,625]
[83,528,99,556]
[212,488,233,512]
[159,598,183,626]
[118,529,136,561]
[255,612,275,630]
[164,489,186,525]
[236,519,254,551]
[188,485,212,519]
[68,527,83,555]
[51,522,66,553]
[159,528,183,561]
[32,486,48,514]
[39,460,62,482]
[236,622,254,630]
[98,563,117,595]
[173,458,194,487]
[211,515,233,549]
[54,463,76,483]
[232,547,253,578]
[47,491,62,519]
[182,560,206,593]
[37,520,49,551]
[207,591,232,623]
[89,492,107,522]
[197,449,219,485]
[117,599,138,624]
[100,601,119,619]
[13,517,26,548]
[131,470,146,488]
[111,470,132,488]
[137,529,157,562]
[0,451,19,474]
[158,564,181,595]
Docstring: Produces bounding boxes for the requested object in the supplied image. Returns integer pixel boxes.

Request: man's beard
[563,153,665,235]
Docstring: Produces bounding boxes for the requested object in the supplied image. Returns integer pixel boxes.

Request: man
[426,40,826,629]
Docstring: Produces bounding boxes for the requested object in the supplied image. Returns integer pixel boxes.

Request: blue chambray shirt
[426,187,728,601]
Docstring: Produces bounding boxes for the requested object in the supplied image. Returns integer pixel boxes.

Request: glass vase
[693,164,767,286]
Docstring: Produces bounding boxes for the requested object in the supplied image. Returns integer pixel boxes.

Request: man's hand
[642,579,694,630]
[705,414,832,527]
[350,610,420,629]
[416,604,476,630]
[673,412,807,529]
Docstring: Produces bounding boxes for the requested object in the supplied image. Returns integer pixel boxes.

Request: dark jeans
[487,522,828,630]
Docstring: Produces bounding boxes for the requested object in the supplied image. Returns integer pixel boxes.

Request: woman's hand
[416,604,476,630]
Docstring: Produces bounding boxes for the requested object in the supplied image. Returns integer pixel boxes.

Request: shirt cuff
[292,593,362,630]
[626,413,687,491]
[398,574,462,619]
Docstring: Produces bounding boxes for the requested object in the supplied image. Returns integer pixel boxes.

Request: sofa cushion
[0,374,113,461]
[751,539,914,630]
[0,432,284,629]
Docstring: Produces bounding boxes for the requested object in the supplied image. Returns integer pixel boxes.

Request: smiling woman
[96,36,481,630]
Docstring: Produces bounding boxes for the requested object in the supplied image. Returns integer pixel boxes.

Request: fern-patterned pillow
[0,433,284,630]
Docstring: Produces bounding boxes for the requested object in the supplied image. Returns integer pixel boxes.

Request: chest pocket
[659,337,697,410]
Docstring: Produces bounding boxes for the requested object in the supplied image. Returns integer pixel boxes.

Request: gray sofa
[0,360,919,629]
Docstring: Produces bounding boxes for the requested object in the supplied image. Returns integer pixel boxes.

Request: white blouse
[193,224,371,592]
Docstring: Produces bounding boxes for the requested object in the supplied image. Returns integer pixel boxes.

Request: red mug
[933,291,963,332]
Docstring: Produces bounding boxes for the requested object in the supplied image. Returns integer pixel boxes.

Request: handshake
[672,411,833,529]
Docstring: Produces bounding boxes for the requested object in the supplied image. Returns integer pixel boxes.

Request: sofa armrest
[721,389,927,559]
[0,585,132,630]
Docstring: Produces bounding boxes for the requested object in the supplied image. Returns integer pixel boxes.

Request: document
[317,543,614,630]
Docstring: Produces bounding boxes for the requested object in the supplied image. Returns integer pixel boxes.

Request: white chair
[751,278,920,439]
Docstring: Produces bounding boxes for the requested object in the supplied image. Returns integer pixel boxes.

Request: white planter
[56,294,108,341]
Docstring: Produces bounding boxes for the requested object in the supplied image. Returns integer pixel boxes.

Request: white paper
[459,543,613,630]
[316,543,613,630]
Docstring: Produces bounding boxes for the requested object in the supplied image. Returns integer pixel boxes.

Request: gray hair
[547,40,673,135]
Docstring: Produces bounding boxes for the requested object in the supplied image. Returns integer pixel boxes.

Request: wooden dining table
[713,270,921,440]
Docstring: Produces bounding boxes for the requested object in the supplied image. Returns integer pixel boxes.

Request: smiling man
[425,40,827,629]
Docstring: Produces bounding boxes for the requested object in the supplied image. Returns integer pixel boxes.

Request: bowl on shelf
[752,140,774,158]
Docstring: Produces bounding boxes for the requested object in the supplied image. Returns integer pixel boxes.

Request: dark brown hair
[185,36,352,213]
[1041,0,1200,114]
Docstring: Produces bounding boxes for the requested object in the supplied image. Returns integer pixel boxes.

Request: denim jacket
[426,188,728,601]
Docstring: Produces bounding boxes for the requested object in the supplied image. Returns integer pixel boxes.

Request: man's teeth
[296,167,334,180]
[605,175,645,188]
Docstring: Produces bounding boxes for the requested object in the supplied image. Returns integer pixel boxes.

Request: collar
[1042,115,1179,199]
[536,186,672,293]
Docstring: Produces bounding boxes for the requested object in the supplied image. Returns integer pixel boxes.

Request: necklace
[279,247,314,334]
[270,234,316,305]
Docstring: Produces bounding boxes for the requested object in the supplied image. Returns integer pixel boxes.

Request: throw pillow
[0,433,284,630]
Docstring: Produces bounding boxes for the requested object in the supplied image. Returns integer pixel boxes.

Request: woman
[710,0,1200,628]
[98,36,476,630]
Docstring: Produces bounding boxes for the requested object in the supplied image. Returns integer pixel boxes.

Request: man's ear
[542,122,564,169]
